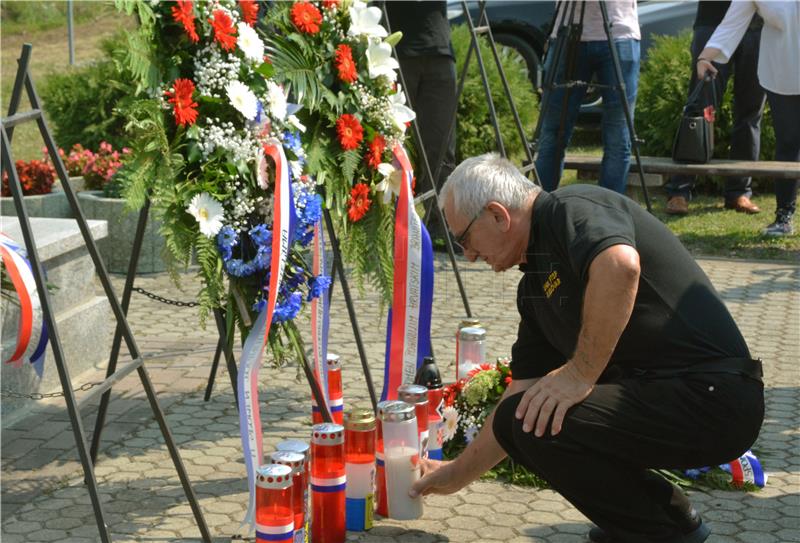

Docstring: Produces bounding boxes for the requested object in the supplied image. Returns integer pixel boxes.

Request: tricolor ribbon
[238,143,296,531]
[0,232,48,376]
[380,145,434,401]
[310,221,331,412]
[722,450,767,488]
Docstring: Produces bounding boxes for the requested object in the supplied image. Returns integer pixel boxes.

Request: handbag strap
[686,74,718,111]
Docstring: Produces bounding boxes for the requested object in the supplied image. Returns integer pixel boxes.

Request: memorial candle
[397,384,429,458]
[270,451,306,543]
[255,464,294,543]
[311,423,346,543]
[312,353,344,425]
[344,408,376,531]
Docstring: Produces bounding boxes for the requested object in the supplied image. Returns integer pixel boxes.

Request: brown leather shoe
[666,196,689,215]
[724,195,761,214]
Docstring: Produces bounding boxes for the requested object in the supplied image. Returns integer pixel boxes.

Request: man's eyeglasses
[453,208,484,251]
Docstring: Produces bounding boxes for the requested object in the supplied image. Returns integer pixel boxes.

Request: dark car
[448,0,697,115]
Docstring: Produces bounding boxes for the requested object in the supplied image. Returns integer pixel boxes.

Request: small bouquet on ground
[441,357,549,487]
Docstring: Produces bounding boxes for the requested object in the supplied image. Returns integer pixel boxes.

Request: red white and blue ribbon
[310,221,331,412]
[255,521,294,543]
[723,450,767,488]
[380,145,434,401]
[239,143,295,531]
[1,232,48,376]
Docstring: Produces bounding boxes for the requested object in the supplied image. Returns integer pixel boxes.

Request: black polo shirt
[510,185,750,380]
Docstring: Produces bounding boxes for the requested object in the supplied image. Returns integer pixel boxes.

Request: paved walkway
[2,255,798,542]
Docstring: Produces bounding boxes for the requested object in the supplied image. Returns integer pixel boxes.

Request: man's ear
[485,201,511,233]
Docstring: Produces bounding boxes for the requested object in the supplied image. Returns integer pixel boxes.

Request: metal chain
[132,287,199,308]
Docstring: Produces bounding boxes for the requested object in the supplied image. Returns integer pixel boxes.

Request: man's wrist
[697,57,712,64]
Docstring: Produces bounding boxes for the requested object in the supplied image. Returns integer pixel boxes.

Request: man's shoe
[762,210,795,237]
[587,518,711,543]
[666,196,689,216]
[724,195,761,214]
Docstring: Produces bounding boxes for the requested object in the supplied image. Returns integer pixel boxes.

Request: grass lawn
[1,1,132,161]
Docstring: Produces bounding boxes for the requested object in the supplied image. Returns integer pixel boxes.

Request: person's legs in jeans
[763,91,800,234]
[726,28,765,203]
[594,39,639,194]
[666,26,731,202]
[534,41,590,192]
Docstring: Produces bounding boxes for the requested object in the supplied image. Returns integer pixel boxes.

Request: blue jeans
[535,39,640,194]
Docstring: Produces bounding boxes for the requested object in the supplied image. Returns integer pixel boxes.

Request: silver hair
[440,153,540,218]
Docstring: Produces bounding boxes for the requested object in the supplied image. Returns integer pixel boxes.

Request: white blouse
[705,0,800,96]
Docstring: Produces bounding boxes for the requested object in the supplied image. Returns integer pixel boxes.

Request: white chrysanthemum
[265,81,288,121]
[366,41,398,81]
[375,162,402,204]
[237,22,265,62]
[187,193,225,237]
[348,3,387,39]
[389,84,416,132]
[442,406,459,442]
[226,80,259,120]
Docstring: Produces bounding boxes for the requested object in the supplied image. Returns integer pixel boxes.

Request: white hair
[440,153,539,218]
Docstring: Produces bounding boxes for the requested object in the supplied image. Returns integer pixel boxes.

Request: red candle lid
[326,353,341,369]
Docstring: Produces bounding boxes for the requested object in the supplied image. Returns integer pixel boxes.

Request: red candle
[398,384,429,457]
[312,354,344,425]
[256,464,294,543]
[270,451,306,542]
[275,439,310,542]
[344,409,376,531]
[311,423,346,543]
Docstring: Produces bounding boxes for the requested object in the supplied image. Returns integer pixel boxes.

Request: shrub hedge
[636,32,775,192]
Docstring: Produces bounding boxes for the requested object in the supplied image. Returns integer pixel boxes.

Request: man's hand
[514,363,593,437]
[410,459,467,497]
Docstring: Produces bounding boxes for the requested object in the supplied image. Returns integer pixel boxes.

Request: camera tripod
[530,0,653,211]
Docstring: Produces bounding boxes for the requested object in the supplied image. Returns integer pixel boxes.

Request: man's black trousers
[492,370,764,543]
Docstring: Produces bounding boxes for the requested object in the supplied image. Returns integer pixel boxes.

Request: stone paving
[1,254,799,542]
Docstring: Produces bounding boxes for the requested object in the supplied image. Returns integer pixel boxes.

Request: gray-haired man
[412,153,763,543]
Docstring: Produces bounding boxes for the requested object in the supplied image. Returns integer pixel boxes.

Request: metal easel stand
[2,43,210,542]
[528,0,652,211]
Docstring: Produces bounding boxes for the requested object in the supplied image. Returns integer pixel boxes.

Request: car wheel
[492,32,541,88]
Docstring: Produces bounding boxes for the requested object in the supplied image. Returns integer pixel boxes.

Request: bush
[636,32,776,192]
[451,25,539,163]
[39,34,135,151]
[1,160,56,196]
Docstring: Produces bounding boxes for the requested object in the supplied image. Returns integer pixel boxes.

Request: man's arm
[515,244,640,437]
[410,377,537,497]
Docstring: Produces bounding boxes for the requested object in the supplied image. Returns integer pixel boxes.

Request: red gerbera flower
[164,78,199,126]
[336,114,364,150]
[238,0,259,26]
[209,9,237,51]
[322,0,340,10]
[291,2,322,34]
[365,134,386,169]
[171,0,199,42]
[347,183,371,222]
[334,44,358,84]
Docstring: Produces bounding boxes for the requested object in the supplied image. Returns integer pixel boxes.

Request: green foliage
[39,32,136,150]
[266,33,327,112]
[636,33,776,193]
[0,1,118,34]
[451,25,539,163]
[340,197,395,303]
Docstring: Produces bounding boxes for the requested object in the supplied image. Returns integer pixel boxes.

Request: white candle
[384,446,423,520]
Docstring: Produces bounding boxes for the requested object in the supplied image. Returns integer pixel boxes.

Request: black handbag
[672,76,717,164]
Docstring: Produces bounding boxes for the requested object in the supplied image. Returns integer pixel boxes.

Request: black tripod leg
[213,307,239,409]
[203,336,224,402]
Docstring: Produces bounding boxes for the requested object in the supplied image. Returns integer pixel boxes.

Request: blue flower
[250,224,272,247]
[307,274,331,301]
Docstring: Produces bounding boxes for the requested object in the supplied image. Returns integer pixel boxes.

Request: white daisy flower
[266,81,288,121]
[348,3,387,39]
[375,162,402,204]
[226,80,258,120]
[366,41,398,81]
[187,193,225,237]
[442,406,459,442]
[236,22,265,62]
